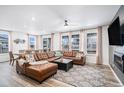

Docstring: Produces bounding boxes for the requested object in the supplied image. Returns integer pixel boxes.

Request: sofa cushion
[37,52,48,60]
[47,57,60,62]
[29,60,49,65]
[31,52,49,61]
[26,63,58,77]
[40,52,48,60]
[63,51,73,57]
[47,51,55,58]
[33,53,39,61]
[36,53,42,60]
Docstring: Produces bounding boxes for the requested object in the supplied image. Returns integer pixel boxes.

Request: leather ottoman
[25,63,58,83]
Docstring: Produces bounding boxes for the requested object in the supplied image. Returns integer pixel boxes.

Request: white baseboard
[108,64,123,86]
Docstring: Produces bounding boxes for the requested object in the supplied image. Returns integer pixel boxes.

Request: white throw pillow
[18,59,27,66]
[25,54,35,62]
[76,53,82,58]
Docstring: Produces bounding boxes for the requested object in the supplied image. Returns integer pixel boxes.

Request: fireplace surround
[114,52,124,73]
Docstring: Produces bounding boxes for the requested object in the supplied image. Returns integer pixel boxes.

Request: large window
[29,35,36,50]
[43,38,51,52]
[71,34,79,51]
[0,31,9,54]
[62,36,69,50]
[87,33,97,54]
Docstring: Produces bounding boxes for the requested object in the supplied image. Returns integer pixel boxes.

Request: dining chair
[9,51,18,66]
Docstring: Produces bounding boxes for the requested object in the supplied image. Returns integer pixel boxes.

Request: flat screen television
[108,17,123,46]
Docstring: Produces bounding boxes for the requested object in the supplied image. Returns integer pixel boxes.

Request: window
[62,36,69,50]
[0,31,9,54]
[29,35,36,50]
[71,34,79,51]
[43,38,51,52]
[87,33,97,54]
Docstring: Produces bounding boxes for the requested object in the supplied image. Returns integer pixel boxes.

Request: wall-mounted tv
[108,17,123,46]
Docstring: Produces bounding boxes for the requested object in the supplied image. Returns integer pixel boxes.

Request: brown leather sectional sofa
[16,51,86,83]
[19,51,86,65]
[16,51,59,83]
[16,60,58,83]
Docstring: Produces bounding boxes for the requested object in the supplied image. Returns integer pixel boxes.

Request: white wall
[80,30,85,51]
[109,46,115,66]
[102,26,109,65]
[12,32,28,53]
[53,33,60,50]
[37,35,42,49]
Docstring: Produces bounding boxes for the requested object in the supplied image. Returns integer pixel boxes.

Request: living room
[0,1,124,92]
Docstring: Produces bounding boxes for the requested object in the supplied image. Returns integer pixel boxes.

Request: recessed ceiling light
[31,17,35,21]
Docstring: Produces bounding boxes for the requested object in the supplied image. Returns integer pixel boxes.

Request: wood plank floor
[0,62,73,87]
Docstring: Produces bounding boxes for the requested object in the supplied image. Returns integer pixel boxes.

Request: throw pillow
[18,58,27,66]
[76,52,82,58]
[19,53,26,60]
[41,53,48,60]
[25,54,35,62]
[47,51,55,58]
[65,51,73,57]
[55,51,63,57]
[33,53,39,61]
[37,52,44,60]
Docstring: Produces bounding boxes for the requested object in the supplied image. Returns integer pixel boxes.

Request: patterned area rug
[53,63,122,87]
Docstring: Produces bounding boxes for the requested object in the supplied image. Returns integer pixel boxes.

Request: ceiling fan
[64,19,79,27]
[64,19,68,26]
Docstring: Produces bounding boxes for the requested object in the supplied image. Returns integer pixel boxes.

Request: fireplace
[114,52,124,73]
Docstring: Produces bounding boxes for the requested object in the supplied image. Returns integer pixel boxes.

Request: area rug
[53,63,122,87]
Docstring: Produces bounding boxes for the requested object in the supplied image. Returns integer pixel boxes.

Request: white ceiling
[0,5,121,35]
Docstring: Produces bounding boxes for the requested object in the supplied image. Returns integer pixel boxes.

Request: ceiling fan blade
[64,19,68,26]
